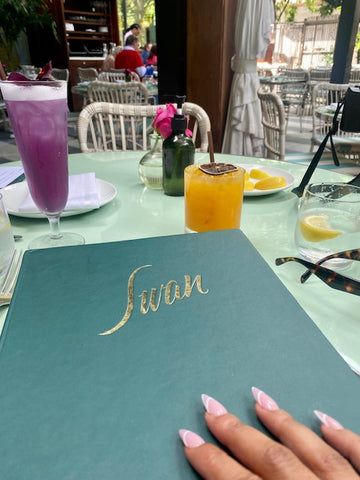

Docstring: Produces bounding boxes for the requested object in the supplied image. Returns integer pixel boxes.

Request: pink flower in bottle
[152,103,192,139]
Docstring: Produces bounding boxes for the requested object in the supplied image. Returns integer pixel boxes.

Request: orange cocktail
[184,163,245,233]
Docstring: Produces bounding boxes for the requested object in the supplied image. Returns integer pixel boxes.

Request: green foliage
[274,0,342,22]
[304,0,318,13]
[274,1,296,22]
[118,0,155,44]
[0,0,54,43]
[356,31,360,52]
[285,5,297,21]
[0,0,55,70]
[323,48,334,65]
[318,2,341,16]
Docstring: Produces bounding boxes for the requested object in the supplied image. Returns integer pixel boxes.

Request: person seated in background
[123,23,141,45]
[141,43,152,64]
[114,35,146,79]
[101,46,122,72]
[146,44,157,66]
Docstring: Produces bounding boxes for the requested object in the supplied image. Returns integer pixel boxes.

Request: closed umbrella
[222,0,274,156]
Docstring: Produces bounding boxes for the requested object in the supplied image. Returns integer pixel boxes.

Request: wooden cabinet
[36,0,120,110]
[63,0,119,57]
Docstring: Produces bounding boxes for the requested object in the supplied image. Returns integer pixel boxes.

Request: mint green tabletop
[1,152,360,372]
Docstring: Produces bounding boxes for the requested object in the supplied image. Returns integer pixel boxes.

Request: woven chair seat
[77,102,211,153]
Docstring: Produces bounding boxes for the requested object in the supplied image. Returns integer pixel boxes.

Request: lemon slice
[255,176,287,190]
[250,168,270,180]
[299,214,342,242]
[244,180,254,191]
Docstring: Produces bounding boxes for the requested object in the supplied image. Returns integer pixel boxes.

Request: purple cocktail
[0,80,84,248]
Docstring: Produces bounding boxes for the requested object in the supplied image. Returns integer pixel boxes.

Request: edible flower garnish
[7,61,53,81]
[152,103,192,139]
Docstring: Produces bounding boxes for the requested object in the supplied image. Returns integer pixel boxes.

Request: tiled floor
[286,114,313,154]
[0,113,324,164]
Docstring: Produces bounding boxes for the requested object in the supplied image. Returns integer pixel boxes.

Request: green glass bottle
[162,114,195,196]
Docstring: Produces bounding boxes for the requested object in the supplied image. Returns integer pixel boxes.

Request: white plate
[1,179,117,218]
[237,164,295,196]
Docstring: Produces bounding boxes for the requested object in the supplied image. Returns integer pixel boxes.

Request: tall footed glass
[0,80,84,249]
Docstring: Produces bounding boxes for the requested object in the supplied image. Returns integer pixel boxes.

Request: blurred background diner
[114,34,146,78]
[146,44,157,66]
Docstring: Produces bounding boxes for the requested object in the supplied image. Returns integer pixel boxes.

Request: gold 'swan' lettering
[99,265,209,335]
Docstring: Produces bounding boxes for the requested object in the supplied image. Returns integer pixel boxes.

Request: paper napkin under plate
[19,172,100,213]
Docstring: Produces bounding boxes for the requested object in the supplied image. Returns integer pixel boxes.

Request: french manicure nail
[179,429,205,448]
[314,410,344,430]
[201,394,228,416]
[252,386,279,411]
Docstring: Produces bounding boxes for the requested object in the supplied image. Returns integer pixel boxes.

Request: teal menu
[0,230,359,479]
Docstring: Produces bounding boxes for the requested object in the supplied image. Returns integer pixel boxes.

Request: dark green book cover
[0,230,359,479]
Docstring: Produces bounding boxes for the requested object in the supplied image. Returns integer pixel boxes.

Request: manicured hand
[179,387,360,479]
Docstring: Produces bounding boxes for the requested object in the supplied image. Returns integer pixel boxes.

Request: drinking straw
[207,131,215,163]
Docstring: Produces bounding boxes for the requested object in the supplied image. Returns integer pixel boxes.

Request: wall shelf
[32,0,120,110]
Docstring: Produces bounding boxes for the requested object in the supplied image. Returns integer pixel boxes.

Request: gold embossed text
[99,265,209,335]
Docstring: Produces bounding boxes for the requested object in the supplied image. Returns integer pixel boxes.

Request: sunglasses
[275,248,360,296]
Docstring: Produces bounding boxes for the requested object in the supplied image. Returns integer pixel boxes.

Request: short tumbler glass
[184,164,245,233]
[294,183,360,266]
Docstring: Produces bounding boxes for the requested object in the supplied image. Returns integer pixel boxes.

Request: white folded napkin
[0,166,24,188]
[19,172,100,212]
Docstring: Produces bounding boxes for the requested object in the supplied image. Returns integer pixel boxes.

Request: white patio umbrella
[222,0,274,156]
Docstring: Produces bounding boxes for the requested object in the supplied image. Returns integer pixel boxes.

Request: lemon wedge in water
[299,214,342,242]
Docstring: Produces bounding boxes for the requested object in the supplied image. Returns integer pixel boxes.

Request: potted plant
[0,0,56,71]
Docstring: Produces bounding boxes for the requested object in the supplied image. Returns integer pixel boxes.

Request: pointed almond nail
[314,410,344,430]
[179,429,205,448]
[252,386,279,411]
[201,394,228,416]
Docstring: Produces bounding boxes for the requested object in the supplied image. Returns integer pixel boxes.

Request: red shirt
[115,49,144,73]
[146,55,158,66]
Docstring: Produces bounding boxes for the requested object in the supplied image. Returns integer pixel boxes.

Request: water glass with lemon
[295,183,360,265]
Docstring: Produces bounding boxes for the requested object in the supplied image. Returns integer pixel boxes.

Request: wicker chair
[279,68,309,132]
[310,82,360,161]
[309,67,332,83]
[258,91,286,161]
[0,91,10,131]
[104,69,140,81]
[350,68,360,83]
[88,81,149,105]
[77,67,99,83]
[51,68,69,82]
[77,102,211,153]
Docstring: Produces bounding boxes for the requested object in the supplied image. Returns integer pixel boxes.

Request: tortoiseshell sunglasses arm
[301,248,360,283]
[275,256,360,296]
